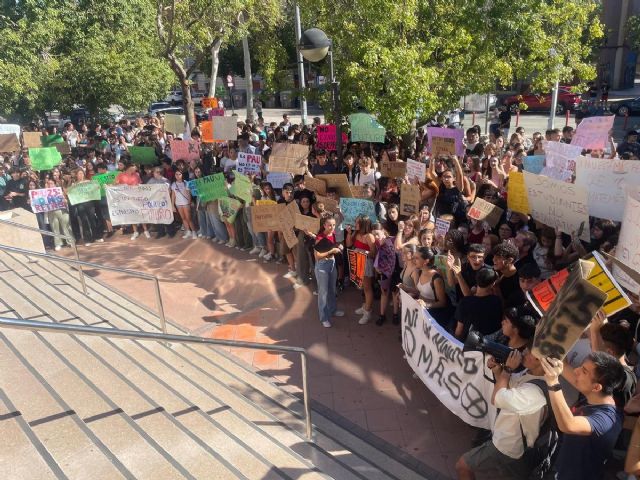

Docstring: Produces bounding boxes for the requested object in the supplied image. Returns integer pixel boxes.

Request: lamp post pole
[547,48,559,130]
[294,5,308,126]
[329,50,342,161]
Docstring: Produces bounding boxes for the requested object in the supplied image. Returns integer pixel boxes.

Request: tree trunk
[242,34,254,122]
[181,81,195,132]
[208,38,222,98]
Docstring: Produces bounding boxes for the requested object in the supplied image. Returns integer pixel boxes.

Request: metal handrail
[0,217,87,294]
[0,243,167,335]
[0,317,312,440]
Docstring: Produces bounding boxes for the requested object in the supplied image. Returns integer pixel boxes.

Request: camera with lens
[463,329,514,365]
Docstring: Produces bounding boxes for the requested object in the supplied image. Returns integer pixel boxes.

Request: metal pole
[300,352,312,440]
[72,241,87,295]
[548,80,559,130]
[484,93,490,135]
[154,277,167,335]
[294,4,308,126]
[329,50,343,161]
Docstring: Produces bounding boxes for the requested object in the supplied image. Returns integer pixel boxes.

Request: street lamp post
[548,48,559,130]
[299,28,342,160]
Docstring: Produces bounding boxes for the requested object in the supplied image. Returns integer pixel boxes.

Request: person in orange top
[116,162,150,240]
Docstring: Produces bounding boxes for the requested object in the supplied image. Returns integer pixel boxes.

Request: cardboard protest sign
[268,143,309,174]
[575,156,640,221]
[29,187,66,213]
[41,134,64,146]
[532,259,607,360]
[256,199,277,205]
[171,140,201,162]
[542,141,582,181]
[339,197,377,225]
[266,172,292,189]
[251,203,283,232]
[218,197,242,224]
[201,97,218,109]
[200,121,214,143]
[467,197,504,228]
[540,165,573,182]
[294,213,320,233]
[614,188,640,293]
[406,159,426,181]
[212,116,237,141]
[315,194,339,213]
[315,124,347,151]
[400,184,420,216]
[279,201,299,248]
[523,155,545,174]
[435,218,451,238]
[379,160,407,179]
[349,113,386,143]
[236,152,262,176]
[604,252,640,294]
[348,249,367,288]
[68,181,101,206]
[229,172,252,204]
[349,185,370,199]
[22,132,43,149]
[164,114,186,134]
[0,133,20,152]
[527,252,631,317]
[92,171,118,198]
[571,115,615,151]
[28,147,62,171]
[507,171,530,214]
[316,174,352,198]
[304,175,327,195]
[427,127,465,157]
[523,171,590,242]
[400,290,496,429]
[106,184,173,225]
[54,142,71,155]
[129,146,157,165]
[194,173,228,202]
[0,124,20,137]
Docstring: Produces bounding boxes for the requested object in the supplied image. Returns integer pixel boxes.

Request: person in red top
[313,214,345,327]
[116,162,150,240]
[346,215,377,324]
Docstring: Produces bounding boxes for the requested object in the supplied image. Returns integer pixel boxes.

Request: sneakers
[197,233,203,238]
[144,231,151,239]
[225,239,236,248]
[358,311,371,325]
[96,238,105,243]
[191,232,197,240]
[293,282,305,290]
[262,252,273,262]
[283,270,297,279]
[355,305,366,315]
[85,242,92,246]
[249,247,261,255]
[333,310,345,317]
[131,231,139,240]
[54,246,61,251]
[322,321,332,328]
[258,248,267,258]
[182,231,191,239]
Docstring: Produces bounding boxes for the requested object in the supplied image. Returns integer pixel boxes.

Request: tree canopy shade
[298,0,604,133]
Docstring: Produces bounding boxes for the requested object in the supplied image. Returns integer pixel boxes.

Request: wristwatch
[548,383,562,392]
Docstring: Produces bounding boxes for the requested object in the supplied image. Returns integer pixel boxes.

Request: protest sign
[294,214,320,233]
[339,198,377,226]
[218,197,242,224]
[171,140,201,162]
[266,172,292,189]
[28,147,62,171]
[186,180,198,196]
[523,155,545,174]
[92,171,118,198]
[106,184,173,225]
[251,203,283,232]
[532,259,607,360]
[236,152,262,175]
[614,188,640,293]
[0,133,20,152]
[349,185,370,199]
[200,121,214,143]
[129,146,157,165]
[316,124,348,151]
[349,113,386,143]
[202,97,218,109]
[348,249,367,288]
[379,161,407,178]
[256,199,277,205]
[400,290,496,429]
[506,171,530,214]
[315,194,339,213]
[527,252,631,317]
[400,184,420,216]
[316,174,352,198]
[29,187,66,213]
[280,202,299,248]
[467,197,504,228]
[229,172,252,204]
[543,141,582,180]
[40,134,63,146]
[575,156,640,221]
[68,181,101,206]
[212,116,237,141]
[540,166,573,182]
[22,132,43,149]
[523,171,590,242]
[427,127,465,157]
[54,143,71,155]
[571,115,615,151]
[406,159,426,182]
[304,175,327,195]
[164,114,185,134]
[433,255,452,287]
[0,124,20,137]
[195,173,228,202]
[268,143,309,174]
[208,108,225,118]
[435,218,451,238]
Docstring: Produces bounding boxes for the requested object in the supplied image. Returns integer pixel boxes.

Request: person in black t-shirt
[3,169,28,209]
[506,262,541,309]
[310,149,336,175]
[513,230,536,270]
[447,243,487,300]
[492,241,522,305]
[498,106,511,139]
[454,268,503,339]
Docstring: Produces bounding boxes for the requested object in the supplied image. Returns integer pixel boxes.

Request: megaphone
[463,328,514,365]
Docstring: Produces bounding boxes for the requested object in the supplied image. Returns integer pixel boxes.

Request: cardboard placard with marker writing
[316,174,352,198]
[268,143,309,175]
[467,197,504,228]
[400,184,420,216]
[304,175,327,195]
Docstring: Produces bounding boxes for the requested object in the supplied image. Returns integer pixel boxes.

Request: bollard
[565,109,570,127]
[515,110,520,128]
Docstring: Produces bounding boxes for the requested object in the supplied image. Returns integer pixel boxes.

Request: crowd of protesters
[1,107,640,480]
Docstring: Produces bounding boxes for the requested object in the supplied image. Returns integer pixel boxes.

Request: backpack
[519,379,560,480]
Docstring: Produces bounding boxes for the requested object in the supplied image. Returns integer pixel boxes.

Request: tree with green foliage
[298,0,603,134]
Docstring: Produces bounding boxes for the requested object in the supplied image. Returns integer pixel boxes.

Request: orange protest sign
[200,121,214,143]
[348,249,367,289]
[202,97,218,109]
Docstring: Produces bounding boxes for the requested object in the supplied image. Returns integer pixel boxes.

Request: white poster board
[614,187,640,293]
[106,184,174,226]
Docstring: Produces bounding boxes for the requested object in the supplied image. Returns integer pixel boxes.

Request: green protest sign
[68,181,101,205]
[229,172,252,205]
[349,113,386,143]
[129,146,157,165]
[28,147,62,171]
[219,197,242,224]
[195,173,228,202]
[41,134,64,146]
[92,171,119,198]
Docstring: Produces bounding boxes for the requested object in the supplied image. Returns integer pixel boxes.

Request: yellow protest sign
[507,171,529,214]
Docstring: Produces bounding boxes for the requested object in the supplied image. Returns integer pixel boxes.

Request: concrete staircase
[0,249,436,480]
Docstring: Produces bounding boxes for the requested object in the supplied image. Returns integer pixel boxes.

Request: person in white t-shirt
[220,146,237,173]
[354,156,380,186]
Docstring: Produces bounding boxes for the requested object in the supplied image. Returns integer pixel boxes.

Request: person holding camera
[455,347,548,480]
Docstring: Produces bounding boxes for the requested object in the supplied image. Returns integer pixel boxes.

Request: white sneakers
[258,248,267,258]
[182,231,191,239]
[225,239,236,248]
[144,231,151,239]
[130,231,139,240]
[263,252,273,262]
[333,310,345,317]
[355,305,366,315]
[283,270,297,279]
[322,321,332,328]
[358,311,371,325]
[249,246,261,255]
[54,246,61,251]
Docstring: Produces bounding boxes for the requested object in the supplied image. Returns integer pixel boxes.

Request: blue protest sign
[339,198,377,226]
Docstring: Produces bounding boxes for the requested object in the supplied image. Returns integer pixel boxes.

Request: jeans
[207,202,228,242]
[296,232,313,284]
[245,206,265,248]
[197,208,213,237]
[315,258,337,323]
[47,209,72,247]
[73,202,97,242]
[234,207,252,249]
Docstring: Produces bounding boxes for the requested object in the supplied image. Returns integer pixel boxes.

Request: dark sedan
[610,97,640,116]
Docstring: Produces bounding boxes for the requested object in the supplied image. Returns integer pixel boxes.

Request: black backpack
[519,378,560,480]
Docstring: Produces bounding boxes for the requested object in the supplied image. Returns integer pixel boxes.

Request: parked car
[191,92,205,106]
[151,107,185,117]
[610,97,640,116]
[149,102,171,114]
[165,90,183,105]
[502,87,582,114]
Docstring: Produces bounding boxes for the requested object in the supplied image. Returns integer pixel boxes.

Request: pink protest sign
[571,115,614,151]
[171,139,201,162]
[427,127,465,157]
[208,108,225,118]
[316,124,347,151]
